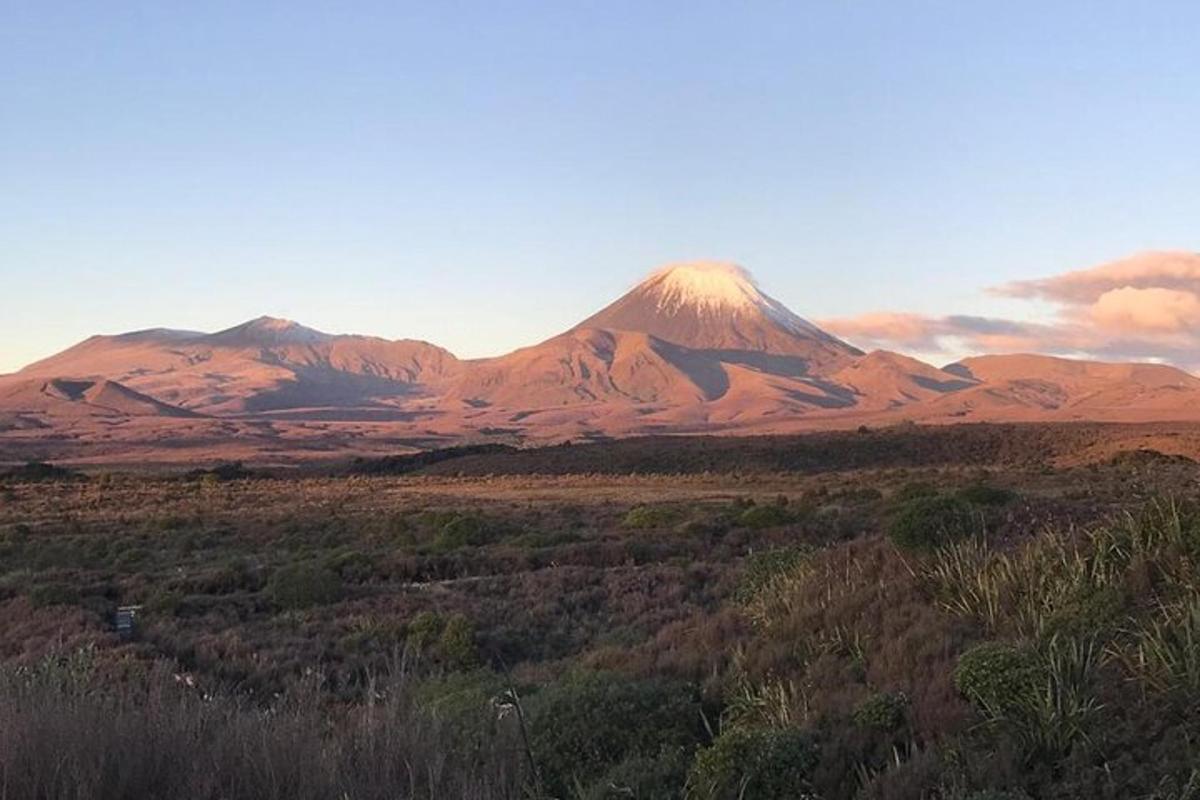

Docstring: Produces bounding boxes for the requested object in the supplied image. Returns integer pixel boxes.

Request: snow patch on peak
[247,316,303,330]
[645,261,763,313]
[207,316,332,346]
[640,261,832,339]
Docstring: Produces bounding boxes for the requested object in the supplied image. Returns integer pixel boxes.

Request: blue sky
[3,1,1200,372]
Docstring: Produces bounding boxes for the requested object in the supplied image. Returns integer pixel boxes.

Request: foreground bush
[266,562,343,609]
[527,671,703,797]
[686,726,819,800]
[852,691,909,731]
[889,496,979,551]
[954,642,1039,713]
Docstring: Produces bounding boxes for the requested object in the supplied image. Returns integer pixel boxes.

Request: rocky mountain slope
[5,261,1200,462]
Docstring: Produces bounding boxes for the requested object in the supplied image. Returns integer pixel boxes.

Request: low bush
[1,461,81,483]
[734,546,813,604]
[581,748,693,800]
[892,481,938,503]
[954,642,1038,712]
[28,582,82,608]
[957,483,1018,506]
[852,691,909,731]
[266,562,343,609]
[623,506,685,529]
[527,671,703,797]
[437,613,480,670]
[889,496,979,551]
[432,514,492,551]
[686,726,819,800]
[404,612,481,669]
[737,503,796,529]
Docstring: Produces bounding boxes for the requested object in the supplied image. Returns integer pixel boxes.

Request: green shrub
[954,642,1038,712]
[1,461,80,483]
[437,613,480,670]
[893,481,938,503]
[735,546,813,604]
[406,611,443,651]
[686,726,819,800]
[144,588,184,617]
[737,503,796,529]
[509,529,582,549]
[623,506,684,529]
[265,562,343,609]
[528,671,702,797]
[412,670,507,745]
[889,496,979,551]
[852,691,909,730]
[324,549,375,581]
[432,514,491,551]
[28,582,81,608]
[957,483,1018,506]
[582,748,693,800]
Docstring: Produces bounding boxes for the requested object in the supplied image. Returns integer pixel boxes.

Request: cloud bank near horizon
[820,251,1200,370]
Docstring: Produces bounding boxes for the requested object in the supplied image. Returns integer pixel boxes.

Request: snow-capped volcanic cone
[444,261,867,424]
[575,261,861,368]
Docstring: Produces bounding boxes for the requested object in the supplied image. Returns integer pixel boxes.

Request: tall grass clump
[924,498,1200,639]
[738,545,872,632]
[1111,598,1200,702]
[0,650,526,800]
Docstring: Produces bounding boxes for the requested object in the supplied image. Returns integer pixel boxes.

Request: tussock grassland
[4,442,1200,798]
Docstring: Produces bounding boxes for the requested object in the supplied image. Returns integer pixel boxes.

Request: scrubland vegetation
[3,432,1200,798]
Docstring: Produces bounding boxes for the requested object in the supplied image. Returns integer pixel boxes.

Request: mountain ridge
[6,259,1200,462]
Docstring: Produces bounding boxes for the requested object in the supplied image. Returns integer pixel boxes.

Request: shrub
[892,481,938,503]
[583,748,693,800]
[265,562,343,610]
[889,496,979,551]
[432,514,492,551]
[957,484,1018,506]
[324,549,375,582]
[186,462,255,482]
[528,671,703,797]
[686,726,819,800]
[954,642,1038,712]
[852,691,909,731]
[737,503,796,529]
[437,613,480,670]
[623,506,684,529]
[734,546,813,604]
[1,461,80,483]
[28,582,81,608]
[406,610,443,651]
